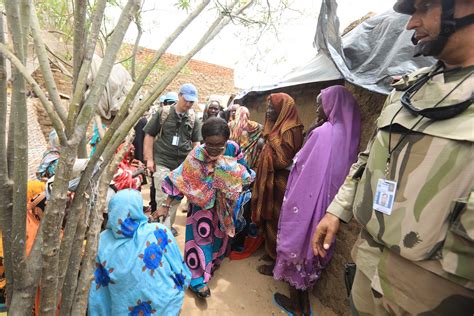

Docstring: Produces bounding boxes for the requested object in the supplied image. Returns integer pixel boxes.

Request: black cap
[393,0,415,14]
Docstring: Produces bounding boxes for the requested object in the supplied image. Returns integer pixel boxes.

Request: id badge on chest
[373,179,397,215]
[172,135,180,146]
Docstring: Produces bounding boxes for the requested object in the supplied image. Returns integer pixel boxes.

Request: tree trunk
[39,144,77,315]
[5,0,28,291]
[0,11,14,305]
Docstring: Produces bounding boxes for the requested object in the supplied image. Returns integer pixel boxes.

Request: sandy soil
[142,186,337,316]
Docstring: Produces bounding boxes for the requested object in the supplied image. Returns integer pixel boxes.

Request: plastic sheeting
[86,55,135,120]
[237,0,436,100]
[315,0,436,95]
[235,53,342,101]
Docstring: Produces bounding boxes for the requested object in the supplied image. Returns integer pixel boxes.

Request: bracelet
[161,203,171,208]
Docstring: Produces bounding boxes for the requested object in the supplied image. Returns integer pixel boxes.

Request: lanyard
[386,69,472,179]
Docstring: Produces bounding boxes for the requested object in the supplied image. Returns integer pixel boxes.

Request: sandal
[258,254,274,262]
[273,292,297,316]
[191,285,211,299]
[257,264,274,276]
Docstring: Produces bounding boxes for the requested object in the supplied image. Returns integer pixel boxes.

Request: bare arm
[143,134,155,173]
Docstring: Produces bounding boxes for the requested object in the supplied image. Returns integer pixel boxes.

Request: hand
[146,160,155,173]
[152,205,169,221]
[312,213,340,258]
[256,138,265,151]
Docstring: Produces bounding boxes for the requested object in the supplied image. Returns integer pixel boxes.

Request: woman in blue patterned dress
[88,189,190,315]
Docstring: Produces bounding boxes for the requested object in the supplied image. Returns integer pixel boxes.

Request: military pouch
[441,199,474,287]
[344,262,357,297]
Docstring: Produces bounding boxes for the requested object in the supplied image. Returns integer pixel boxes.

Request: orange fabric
[27,180,45,203]
[262,93,303,140]
[26,181,46,256]
[251,93,303,259]
[229,235,264,260]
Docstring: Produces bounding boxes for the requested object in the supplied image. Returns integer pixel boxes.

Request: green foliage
[35,0,74,40]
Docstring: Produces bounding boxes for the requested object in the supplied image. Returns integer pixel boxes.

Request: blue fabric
[89,123,106,158]
[88,189,190,316]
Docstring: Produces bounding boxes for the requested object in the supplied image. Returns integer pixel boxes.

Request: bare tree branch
[57,0,141,297]
[130,9,142,80]
[96,0,250,171]
[30,4,68,124]
[72,0,87,91]
[66,0,107,137]
[0,43,67,143]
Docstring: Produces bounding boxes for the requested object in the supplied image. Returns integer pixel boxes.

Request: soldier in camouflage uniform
[313,0,474,314]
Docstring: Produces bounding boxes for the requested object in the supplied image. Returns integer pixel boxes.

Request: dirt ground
[142,187,337,316]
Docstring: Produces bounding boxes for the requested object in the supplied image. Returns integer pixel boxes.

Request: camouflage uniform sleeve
[326,128,376,223]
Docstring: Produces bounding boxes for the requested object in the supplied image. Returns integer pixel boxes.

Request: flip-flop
[190,285,211,299]
[272,293,295,316]
[302,306,313,316]
[258,254,274,262]
[257,264,274,276]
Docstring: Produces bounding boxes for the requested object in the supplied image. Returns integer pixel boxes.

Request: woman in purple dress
[273,86,361,315]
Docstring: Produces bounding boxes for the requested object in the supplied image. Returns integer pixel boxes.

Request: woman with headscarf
[228,106,263,169]
[88,189,190,315]
[159,117,254,299]
[251,93,304,276]
[202,100,222,122]
[272,86,361,316]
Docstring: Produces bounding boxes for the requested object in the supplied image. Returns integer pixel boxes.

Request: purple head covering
[273,85,361,290]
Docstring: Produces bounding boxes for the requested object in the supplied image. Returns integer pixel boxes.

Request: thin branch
[45,45,73,68]
[84,0,212,170]
[57,0,141,295]
[69,0,140,147]
[48,56,73,79]
[130,10,142,80]
[30,3,68,124]
[66,0,107,136]
[72,0,87,91]
[0,43,67,143]
[97,0,246,170]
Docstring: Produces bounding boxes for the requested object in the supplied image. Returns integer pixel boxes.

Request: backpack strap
[187,109,196,130]
[158,105,196,138]
[159,105,172,138]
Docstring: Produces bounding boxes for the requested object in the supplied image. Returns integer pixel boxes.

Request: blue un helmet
[163,91,179,105]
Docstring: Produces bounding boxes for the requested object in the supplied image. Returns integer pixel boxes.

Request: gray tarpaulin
[235,53,342,100]
[237,0,436,100]
[86,55,135,120]
[315,0,436,95]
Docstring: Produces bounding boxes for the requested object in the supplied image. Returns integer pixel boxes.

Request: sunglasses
[400,68,473,121]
